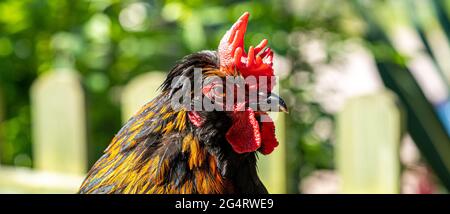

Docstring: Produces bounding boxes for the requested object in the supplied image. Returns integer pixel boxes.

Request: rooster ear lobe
[218,12,250,71]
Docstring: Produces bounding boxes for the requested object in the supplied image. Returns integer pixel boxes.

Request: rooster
[79,12,287,194]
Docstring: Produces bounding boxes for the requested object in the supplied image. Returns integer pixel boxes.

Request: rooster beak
[268,93,288,113]
[254,92,288,113]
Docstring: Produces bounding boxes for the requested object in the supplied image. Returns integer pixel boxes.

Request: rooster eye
[212,85,224,97]
[202,77,226,101]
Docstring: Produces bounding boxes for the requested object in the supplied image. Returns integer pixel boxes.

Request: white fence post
[121,72,166,122]
[258,112,287,193]
[337,91,402,193]
[0,87,3,161]
[30,69,87,175]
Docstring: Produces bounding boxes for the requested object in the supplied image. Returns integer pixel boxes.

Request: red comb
[218,12,274,80]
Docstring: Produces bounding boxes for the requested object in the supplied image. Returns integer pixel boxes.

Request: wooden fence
[337,91,402,193]
[0,69,402,193]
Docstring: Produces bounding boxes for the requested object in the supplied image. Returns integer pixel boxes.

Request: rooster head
[215,12,287,155]
[168,12,287,156]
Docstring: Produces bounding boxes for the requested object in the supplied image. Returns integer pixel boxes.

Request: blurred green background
[0,0,449,193]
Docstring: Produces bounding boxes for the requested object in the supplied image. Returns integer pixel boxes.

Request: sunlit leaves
[0,0,29,33]
[0,38,13,57]
[119,2,150,32]
[182,14,205,51]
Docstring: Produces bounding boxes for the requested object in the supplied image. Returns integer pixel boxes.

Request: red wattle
[225,108,261,154]
[258,116,279,155]
[225,109,279,155]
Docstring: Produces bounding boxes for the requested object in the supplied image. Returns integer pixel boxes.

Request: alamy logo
[169,68,281,122]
